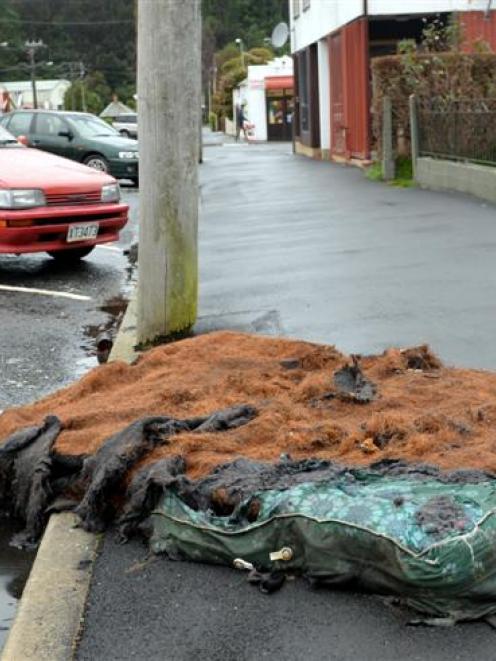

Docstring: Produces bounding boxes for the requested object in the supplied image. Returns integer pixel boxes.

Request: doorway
[266,89,294,141]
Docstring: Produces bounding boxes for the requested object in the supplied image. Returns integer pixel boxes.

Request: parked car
[0,124,128,262]
[0,110,139,186]
[113,113,138,139]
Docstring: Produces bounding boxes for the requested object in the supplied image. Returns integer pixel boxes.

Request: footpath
[6,142,496,660]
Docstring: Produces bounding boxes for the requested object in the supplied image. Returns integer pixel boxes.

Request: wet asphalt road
[0,184,139,411]
[77,535,496,661]
[77,143,496,660]
[195,143,496,370]
[0,523,34,650]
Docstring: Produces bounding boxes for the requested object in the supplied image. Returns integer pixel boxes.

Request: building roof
[100,100,134,118]
[0,79,70,93]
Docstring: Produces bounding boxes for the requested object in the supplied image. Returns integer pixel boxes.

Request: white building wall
[291,0,491,53]
[50,82,70,110]
[317,39,330,154]
[233,56,293,142]
[368,0,489,15]
[290,0,362,52]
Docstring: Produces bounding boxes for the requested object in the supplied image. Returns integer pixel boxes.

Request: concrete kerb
[2,294,139,661]
[109,289,139,364]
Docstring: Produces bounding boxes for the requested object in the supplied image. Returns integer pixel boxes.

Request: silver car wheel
[85,156,109,172]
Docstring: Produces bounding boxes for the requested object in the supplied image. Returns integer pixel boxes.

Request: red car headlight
[0,189,46,209]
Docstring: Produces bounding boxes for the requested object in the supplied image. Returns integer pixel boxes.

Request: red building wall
[328,18,370,160]
[460,10,496,52]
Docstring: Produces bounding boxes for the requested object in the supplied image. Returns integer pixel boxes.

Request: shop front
[232,56,294,143]
[265,76,294,142]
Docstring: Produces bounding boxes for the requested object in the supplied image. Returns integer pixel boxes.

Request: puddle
[0,522,35,651]
[81,294,129,364]
[80,250,137,366]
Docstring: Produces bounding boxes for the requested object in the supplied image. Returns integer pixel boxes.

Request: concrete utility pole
[79,62,87,112]
[137,0,201,345]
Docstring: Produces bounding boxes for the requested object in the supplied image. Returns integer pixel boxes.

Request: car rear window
[8,112,33,135]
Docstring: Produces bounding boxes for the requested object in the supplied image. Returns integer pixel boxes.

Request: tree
[1,0,287,117]
[63,69,112,113]
[212,45,273,121]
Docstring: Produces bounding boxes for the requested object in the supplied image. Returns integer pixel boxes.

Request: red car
[0,124,128,262]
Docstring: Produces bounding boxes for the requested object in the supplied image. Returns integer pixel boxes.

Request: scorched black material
[0,405,257,546]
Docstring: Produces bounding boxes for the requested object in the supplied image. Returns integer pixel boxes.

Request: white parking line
[95,244,122,253]
[0,284,91,301]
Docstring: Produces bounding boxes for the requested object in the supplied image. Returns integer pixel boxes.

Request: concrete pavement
[77,143,496,660]
[77,535,494,661]
[196,143,496,369]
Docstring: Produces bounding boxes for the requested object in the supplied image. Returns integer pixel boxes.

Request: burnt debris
[0,405,257,548]
[333,356,377,403]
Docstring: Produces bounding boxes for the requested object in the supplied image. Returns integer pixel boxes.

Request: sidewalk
[77,144,496,660]
[195,143,496,370]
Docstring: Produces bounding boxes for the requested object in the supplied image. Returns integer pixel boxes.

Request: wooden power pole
[137,0,201,345]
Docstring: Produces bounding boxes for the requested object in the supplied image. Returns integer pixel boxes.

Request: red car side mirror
[17,135,29,146]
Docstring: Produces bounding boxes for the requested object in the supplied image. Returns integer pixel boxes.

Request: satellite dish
[271,22,289,48]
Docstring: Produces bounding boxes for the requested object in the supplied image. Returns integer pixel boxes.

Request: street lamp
[235,37,245,68]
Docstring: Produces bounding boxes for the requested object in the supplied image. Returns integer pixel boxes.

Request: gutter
[1,514,99,661]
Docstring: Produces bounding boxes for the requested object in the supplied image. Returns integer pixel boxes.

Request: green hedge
[371,53,496,155]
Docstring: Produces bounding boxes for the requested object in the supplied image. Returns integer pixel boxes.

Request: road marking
[95,244,122,253]
[0,284,91,301]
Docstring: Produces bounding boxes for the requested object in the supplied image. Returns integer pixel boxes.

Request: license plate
[66,223,99,243]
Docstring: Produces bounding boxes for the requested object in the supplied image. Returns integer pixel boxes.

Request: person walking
[236,103,245,142]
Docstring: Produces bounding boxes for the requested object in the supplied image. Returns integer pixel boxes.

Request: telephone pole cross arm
[25,40,46,109]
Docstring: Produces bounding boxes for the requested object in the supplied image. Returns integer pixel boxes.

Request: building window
[302,0,310,10]
[292,0,300,19]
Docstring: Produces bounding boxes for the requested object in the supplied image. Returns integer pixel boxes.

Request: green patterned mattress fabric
[151,472,496,620]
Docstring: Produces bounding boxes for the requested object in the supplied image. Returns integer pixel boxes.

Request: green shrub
[372,53,496,154]
[209,111,218,132]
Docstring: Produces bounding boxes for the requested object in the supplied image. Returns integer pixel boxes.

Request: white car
[113,114,137,139]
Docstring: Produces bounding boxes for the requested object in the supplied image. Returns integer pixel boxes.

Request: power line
[0,18,134,26]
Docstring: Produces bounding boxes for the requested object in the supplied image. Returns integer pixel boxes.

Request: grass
[366,157,415,188]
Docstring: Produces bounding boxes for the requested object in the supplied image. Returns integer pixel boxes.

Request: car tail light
[0,220,6,228]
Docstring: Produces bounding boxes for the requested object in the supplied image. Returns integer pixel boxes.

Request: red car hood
[0,147,115,192]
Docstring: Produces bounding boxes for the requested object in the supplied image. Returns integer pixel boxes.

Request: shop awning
[265,75,294,91]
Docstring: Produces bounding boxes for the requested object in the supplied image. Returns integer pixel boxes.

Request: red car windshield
[0,124,21,147]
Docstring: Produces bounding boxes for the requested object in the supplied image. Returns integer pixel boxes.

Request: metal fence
[417,99,496,166]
